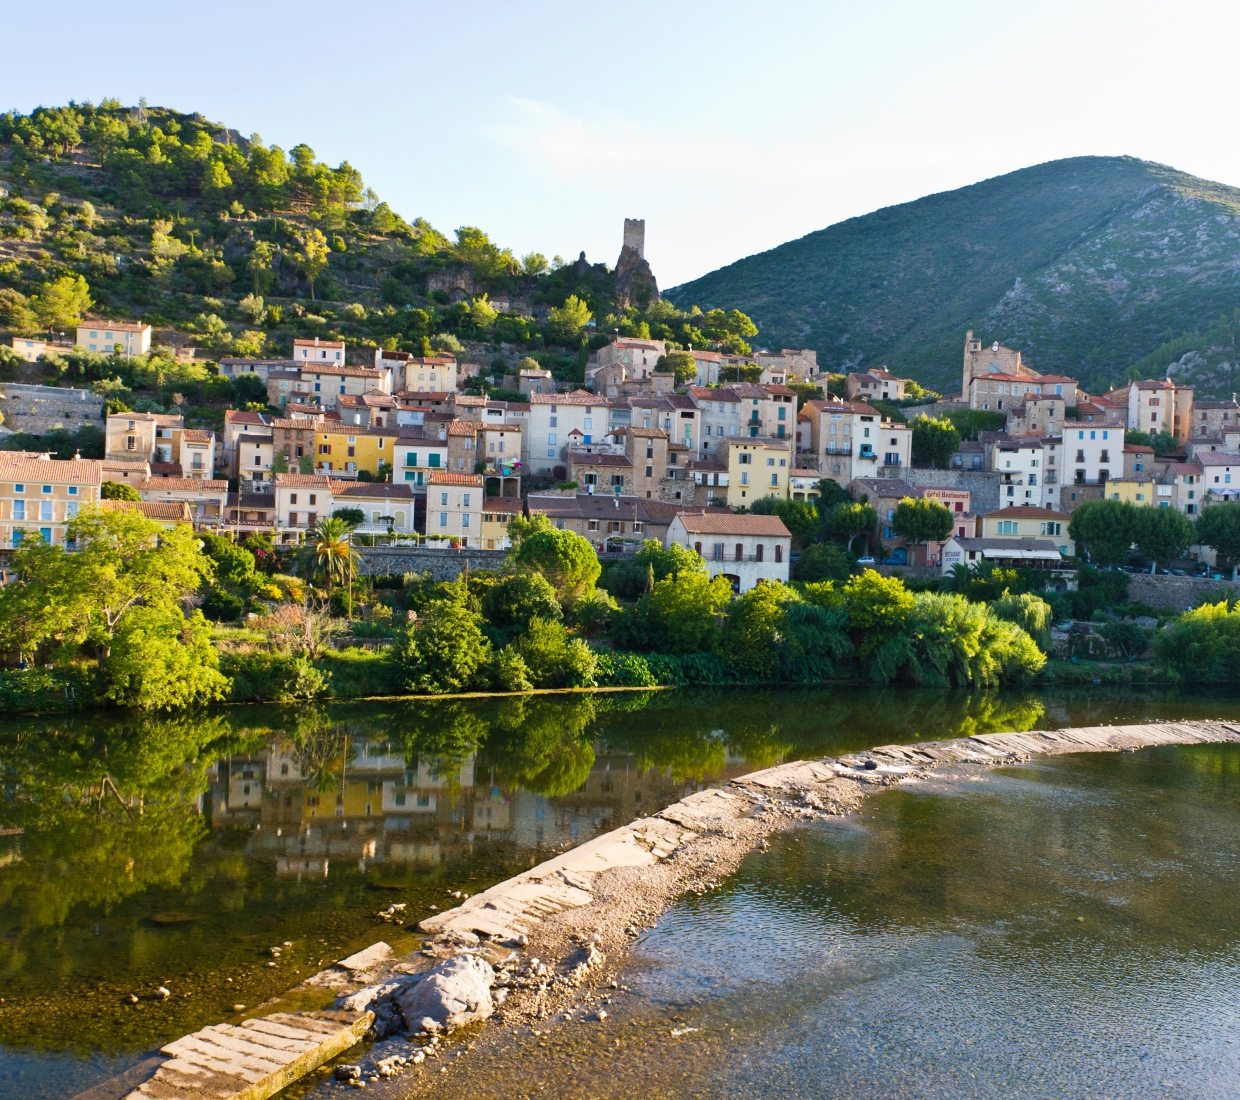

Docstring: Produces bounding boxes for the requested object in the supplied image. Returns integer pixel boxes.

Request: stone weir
[420,719,1240,944]
[108,720,1240,1100]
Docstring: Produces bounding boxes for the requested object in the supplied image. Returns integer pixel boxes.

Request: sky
[4,0,1240,289]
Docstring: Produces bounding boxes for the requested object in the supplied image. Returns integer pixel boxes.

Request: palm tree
[943,562,977,593]
[297,517,362,617]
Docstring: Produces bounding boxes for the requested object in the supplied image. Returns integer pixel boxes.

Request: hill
[0,100,755,420]
[668,156,1240,397]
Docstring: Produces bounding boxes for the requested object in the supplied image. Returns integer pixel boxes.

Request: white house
[426,471,483,544]
[76,320,151,356]
[1064,422,1122,491]
[526,391,605,476]
[393,433,450,488]
[940,536,1064,575]
[329,481,416,534]
[293,337,345,365]
[273,473,333,533]
[665,513,792,592]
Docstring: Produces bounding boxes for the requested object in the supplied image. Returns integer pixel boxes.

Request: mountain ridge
[668,156,1240,397]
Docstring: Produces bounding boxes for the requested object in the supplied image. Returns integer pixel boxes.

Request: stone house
[665,513,791,592]
[846,369,906,402]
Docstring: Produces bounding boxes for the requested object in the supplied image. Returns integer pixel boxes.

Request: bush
[0,667,95,713]
[223,651,329,702]
[489,647,534,692]
[1070,568,1130,620]
[514,617,597,688]
[1153,601,1240,681]
[201,587,246,622]
[794,542,853,582]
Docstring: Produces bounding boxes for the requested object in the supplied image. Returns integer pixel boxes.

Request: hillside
[0,101,754,419]
[668,156,1240,397]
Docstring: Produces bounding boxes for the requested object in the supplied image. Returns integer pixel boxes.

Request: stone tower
[623,218,645,259]
[615,219,657,308]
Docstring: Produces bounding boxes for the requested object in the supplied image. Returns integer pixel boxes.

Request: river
[2,686,1239,1099]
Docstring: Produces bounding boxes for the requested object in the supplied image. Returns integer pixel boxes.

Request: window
[12,500,24,520]
[775,545,782,563]
[713,543,724,561]
[770,474,778,487]
[756,544,764,562]
[40,501,52,522]
[463,493,471,507]
[735,544,744,561]
[290,493,298,504]
[462,514,470,528]
[439,512,448,527]
[440,492,449,506]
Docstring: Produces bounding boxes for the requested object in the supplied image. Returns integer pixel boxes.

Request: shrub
[201,587,246,622]
[223,652,329,702]
[489,647,534,692]
[391,597,491,693]
[793,542,853,583]
[514,617,597,688]
[1153,601,1240,681]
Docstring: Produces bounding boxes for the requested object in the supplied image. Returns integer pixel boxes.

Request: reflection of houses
[205,735,767,883]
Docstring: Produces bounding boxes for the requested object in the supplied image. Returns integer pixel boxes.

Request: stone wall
[357,545,508,580]
[0,383,104,436]
[1126,572,1240,611]
[907,467,1002,514]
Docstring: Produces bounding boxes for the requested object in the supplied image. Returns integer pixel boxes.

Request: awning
[982,547,1062,560]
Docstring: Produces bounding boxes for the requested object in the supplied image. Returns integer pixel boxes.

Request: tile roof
[101,456,150,469]
[138,477,228,492]
[426,472,484,487]
[789,468,820,477]
[149,462,184,477]
[530,390,599,406]
[81,319,149,332]
[293,338,345,349]
[224,410,272,424]
[273,473,334,488]
[673,513,792,537]
[0,457,103,483]
[687,386,740,402]
[329,482,416,499]
[318,423,401,438]
[981,506,1064,519]
[106,411,184,426]
[1195,452,1240,466]
[292,364,380,377]
[338,392,398,408]
[237,434,272,446]
[101,498,193,521]
[181,429,214,443]
[483,497,522,513]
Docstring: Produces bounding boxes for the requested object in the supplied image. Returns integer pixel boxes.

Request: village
[2,305,1235,587]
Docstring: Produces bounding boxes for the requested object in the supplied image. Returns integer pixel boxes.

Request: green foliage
[892,496,954,547]
[612,570,732,654]
[199,532,256,586]
[844,569,915,657]
[102,607,230,710]
[1069,567,1130,619]
[100,480,140,501]
[512,524,600,607]
[392,597,490,694]
[33,274,92,329]
[793,541,854,582]
[331,507,365,527]
[1133,506,1194,567]
[1069,499,1138,566]
[945,409,1007,439]
[481,572,562,640]
[512,617,597,688]
[200,587,245,622]
[488,646,534,692]
[1124,429,1177,455]
[657,351,697,384]
[634,538,706,582]
[830,501,877,552]
[1153,601,1240,681]
[991,591,1054,651]
[221,651,329,702]
[1196,504,1240,577]
[910,415,961,468]
[717,582,803,678]
[1096,619,1152,659]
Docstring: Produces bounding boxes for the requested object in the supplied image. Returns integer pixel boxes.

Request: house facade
[665,513,792,592]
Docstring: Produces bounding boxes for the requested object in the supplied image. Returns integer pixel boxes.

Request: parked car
[855,556,877,566]
[1171,569,1187,576]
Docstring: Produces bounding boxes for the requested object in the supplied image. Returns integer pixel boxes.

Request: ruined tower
[615,218,657,308]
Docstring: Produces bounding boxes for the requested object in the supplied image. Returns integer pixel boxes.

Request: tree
[295,229,330,300]
[991,591,1054,651]
[297,516,361,615]
[911,415,961,468]
[331,507,365,527]
[33,274,92,330]
[0,506,213,661]
[843,570,914,657]
[657,351,697,385]
[831,501,877,554]
[99,607,230,709]
[892,497,954,560]
[1197,504,1240,579]
[546,295,591,344]
[718,582,801,677]
[393,598,490,694]
[816,479,852,510]
[247,241,275,295]
[100,480,140,501]
[613,570,732,653]
[633,538,705,583]
[513,617,597,688]
[512,526,601,607]
[793,542,853,582]
[1068,499,1139,566]
[0,288,38,334]
[481,572,562,637]
[1133,506,1194,572]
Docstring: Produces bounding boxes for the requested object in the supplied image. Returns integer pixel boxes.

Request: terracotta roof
[139,478,228,492]
[452,394,488,407]
[426,472,484,487]
[272,417,325,429]
[1195,452,1240,466]
[237,434,271,446]
[1123,444,1155,454]
[530,390,599,406]
[291,364,379,377]
[673,513,792,537]
[1170,462,1203,475]
[338,392,397,408]
[106,411,183,426]
[273,473,333,488]
[0,457,102,483]
[789,468,820,477]
[225,410,272,425]
[397,391,452,401]
[483,498,521,513]
[318,423,401,438]
[762,384,798,396]
[627,426,668,439]
[101,456,150,469]
[293,338,345,349]
[447,421,480,436]
[101,498,193,521]
[80,319,149,332]
[182,429,214,443]
[688,386,740,402]
[149,462,184,477]
[328,482,416,499]
[688,349,722,361]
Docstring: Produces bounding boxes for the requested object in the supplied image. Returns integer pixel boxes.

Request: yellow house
[314,424,399,478]
[975,505,1074,556]
[1105,478,1157,506]
[718,436,790,506]
[0,456,102,547]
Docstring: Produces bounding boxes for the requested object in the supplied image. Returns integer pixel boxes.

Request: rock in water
[396,955,495,1032]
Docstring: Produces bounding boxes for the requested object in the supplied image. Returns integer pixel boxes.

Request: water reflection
[1,685,1239,1099]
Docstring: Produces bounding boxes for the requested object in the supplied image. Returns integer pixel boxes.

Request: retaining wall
[357,545,508,580]
[1126,571,1240,610]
